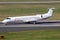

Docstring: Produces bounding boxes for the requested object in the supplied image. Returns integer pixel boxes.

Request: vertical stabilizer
[47,8,55,16]
[36,8,55,20]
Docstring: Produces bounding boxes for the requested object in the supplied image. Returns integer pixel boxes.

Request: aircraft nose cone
[2,20,7,24]
[2,20,10,24]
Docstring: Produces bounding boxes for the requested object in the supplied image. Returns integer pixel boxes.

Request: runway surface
[0,20,60,32]
[0,1,60,4]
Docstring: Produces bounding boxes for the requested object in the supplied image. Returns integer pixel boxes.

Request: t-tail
[42,8,55,19]
[47,8,55,17]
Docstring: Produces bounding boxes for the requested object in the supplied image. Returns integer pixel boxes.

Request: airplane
[2,8,55,25]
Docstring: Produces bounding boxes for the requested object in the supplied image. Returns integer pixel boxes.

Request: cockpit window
[6,18,11,19]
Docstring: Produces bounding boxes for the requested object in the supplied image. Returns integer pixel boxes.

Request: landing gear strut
[33,22,36,24]
[4,24,7,25]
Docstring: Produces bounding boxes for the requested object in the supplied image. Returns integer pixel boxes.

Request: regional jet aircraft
[2,8,55,25]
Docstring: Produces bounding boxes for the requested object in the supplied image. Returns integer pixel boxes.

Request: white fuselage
[2,8,55,24]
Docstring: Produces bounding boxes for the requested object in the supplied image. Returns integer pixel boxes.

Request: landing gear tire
[4,22,9,25]
[33,22,36,24]
[26,21,36,24]
[4,23,8,25]
[31,21,36,24]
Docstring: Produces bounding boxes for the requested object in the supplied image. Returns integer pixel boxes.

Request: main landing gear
[27,21,36,24]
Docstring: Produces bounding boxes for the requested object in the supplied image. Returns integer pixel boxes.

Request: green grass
[0,29,60,40]
[0,4,60,20]
[0,0,60,2]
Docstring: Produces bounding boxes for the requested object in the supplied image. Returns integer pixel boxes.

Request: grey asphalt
[0,1,60,4]
[0,20,60,32]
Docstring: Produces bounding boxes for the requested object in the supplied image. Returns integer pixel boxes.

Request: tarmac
[0,1,60,4]
[0,20,60,32]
